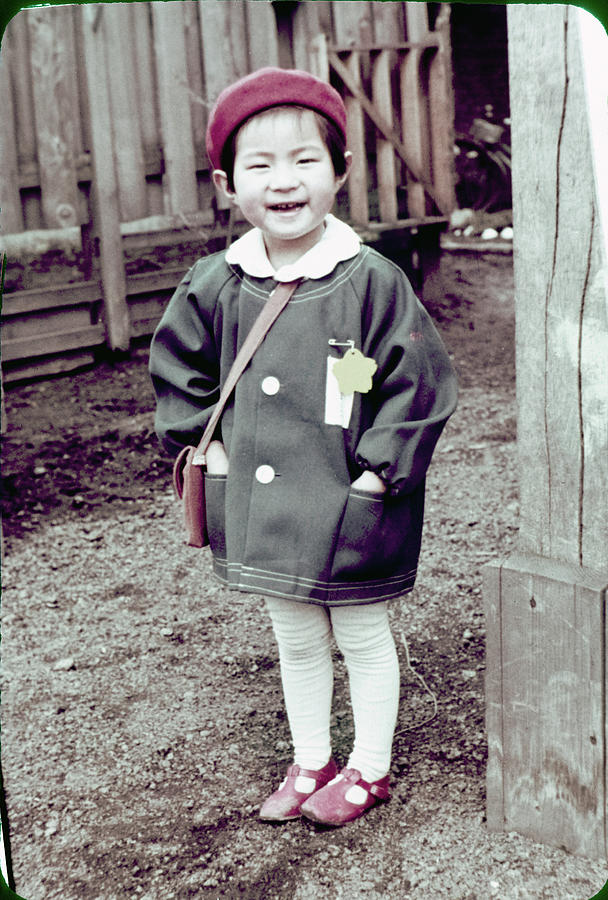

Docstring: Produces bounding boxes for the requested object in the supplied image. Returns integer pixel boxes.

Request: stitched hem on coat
[211,557,416,606]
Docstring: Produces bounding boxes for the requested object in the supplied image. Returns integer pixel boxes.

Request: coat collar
[225,214,361,282]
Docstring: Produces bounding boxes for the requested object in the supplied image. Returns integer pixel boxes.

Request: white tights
[264,596,400,784]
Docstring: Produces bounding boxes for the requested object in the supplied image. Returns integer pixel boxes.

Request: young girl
[149,67,457,827]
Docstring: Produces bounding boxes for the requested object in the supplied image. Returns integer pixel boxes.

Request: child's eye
[297,157,318,165]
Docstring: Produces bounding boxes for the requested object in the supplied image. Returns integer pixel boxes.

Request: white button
[261,376,280,395]
[255,465,275,484]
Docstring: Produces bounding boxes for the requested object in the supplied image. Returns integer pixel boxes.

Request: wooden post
[80,5,130,352]
[483,5,608,859]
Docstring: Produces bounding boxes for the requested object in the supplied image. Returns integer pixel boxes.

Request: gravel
[2,251,607,899]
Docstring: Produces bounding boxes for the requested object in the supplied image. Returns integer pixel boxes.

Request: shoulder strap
[191,279,300,465]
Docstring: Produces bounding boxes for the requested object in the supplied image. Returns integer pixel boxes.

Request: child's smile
[217,108,350,268]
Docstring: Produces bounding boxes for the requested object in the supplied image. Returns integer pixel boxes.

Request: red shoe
[259,758,338,822]
[300,767,390,826]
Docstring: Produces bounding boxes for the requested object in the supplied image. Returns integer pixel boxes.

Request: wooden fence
[0,1,455,383]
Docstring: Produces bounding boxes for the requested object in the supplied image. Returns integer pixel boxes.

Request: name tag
[324,356,354,428]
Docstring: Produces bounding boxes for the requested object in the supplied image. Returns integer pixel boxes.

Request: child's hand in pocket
[351,470,386,494]
[206,440,229,475]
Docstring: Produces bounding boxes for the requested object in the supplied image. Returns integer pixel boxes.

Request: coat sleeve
[354,256,458,495]
[149,262,223,457]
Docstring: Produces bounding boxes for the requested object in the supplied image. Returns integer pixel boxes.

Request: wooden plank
[426,5,456,215]
[80,5,130,351]
[60,7,83,157]
[371,1,404,43]
[343,52,369,225]
[5,13,37,168]
[404,0,428,42]
[1,324,106,362]
[308,33,330,83]
[371,50,398,222]
[0,38,24,233]
[1,305,94,343]
[331,1,372,47]
[292,2,322,72]
[2,352,97,384]
[399,47,429,217]
[1,281,102,316]
[183,1,207,154]
[73,4,92,170]
[498,556,606,858]
[27,7,81,228]
[244,1,279,70]
[401,3,431,217]
[482,560,505,832]
[200,1,248,107]
[104,4,147,222]
[130,1,162,218]
[152,2,199,215]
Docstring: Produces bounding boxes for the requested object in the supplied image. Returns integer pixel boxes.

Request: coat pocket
[203,473,227,560]
[330,487,422,584]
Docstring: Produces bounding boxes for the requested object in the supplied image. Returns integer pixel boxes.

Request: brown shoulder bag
[172,279,300,547]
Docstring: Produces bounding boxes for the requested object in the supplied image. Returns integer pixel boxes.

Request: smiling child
[149,67,457,826]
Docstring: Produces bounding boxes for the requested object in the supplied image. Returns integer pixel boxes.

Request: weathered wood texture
[484,556,607,858]
[509,5,608,572]
[316,0,455,222]
[484,5,608,859]
[0,1,454,379]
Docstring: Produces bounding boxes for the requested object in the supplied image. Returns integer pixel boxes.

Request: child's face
[214,108,350,264]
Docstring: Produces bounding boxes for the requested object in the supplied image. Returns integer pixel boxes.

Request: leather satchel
[172,280,300,547]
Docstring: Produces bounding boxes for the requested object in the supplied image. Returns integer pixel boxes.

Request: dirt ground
[1,250,607,900]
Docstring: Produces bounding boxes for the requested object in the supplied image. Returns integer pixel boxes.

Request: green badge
[332,347,378,394]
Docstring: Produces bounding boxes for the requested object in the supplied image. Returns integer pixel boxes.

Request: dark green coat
[150,246,457,606]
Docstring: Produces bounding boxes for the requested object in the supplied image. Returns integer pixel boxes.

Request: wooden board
[244,1,279,70]
[401,3,431,216]
[2,324,106,362]
[426,5,456,216]
[331,1,372,47]
[200,1,248,106]
[485,554,607,858]
[5,13,37,168]
[343,53,369,225]
[371,50,398,222]
[129,2,162,216]
[0,37,24,233]
[27,7,81,228]
[151,2,199,215]
[2,351,98,384]
[104,4,147,221]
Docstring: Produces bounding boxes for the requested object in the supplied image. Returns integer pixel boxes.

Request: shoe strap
[286,763,332,783]
[341,767,391,800]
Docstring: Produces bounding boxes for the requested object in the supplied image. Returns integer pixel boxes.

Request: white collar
[225,214,361,282]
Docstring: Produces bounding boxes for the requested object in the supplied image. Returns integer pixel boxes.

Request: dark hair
[219,105,347,191]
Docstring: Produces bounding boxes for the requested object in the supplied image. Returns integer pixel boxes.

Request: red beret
[205,67,347,171]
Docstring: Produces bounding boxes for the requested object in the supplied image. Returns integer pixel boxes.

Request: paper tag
[325,357,354,428]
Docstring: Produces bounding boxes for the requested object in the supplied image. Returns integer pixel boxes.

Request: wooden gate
[0,1,455,383]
